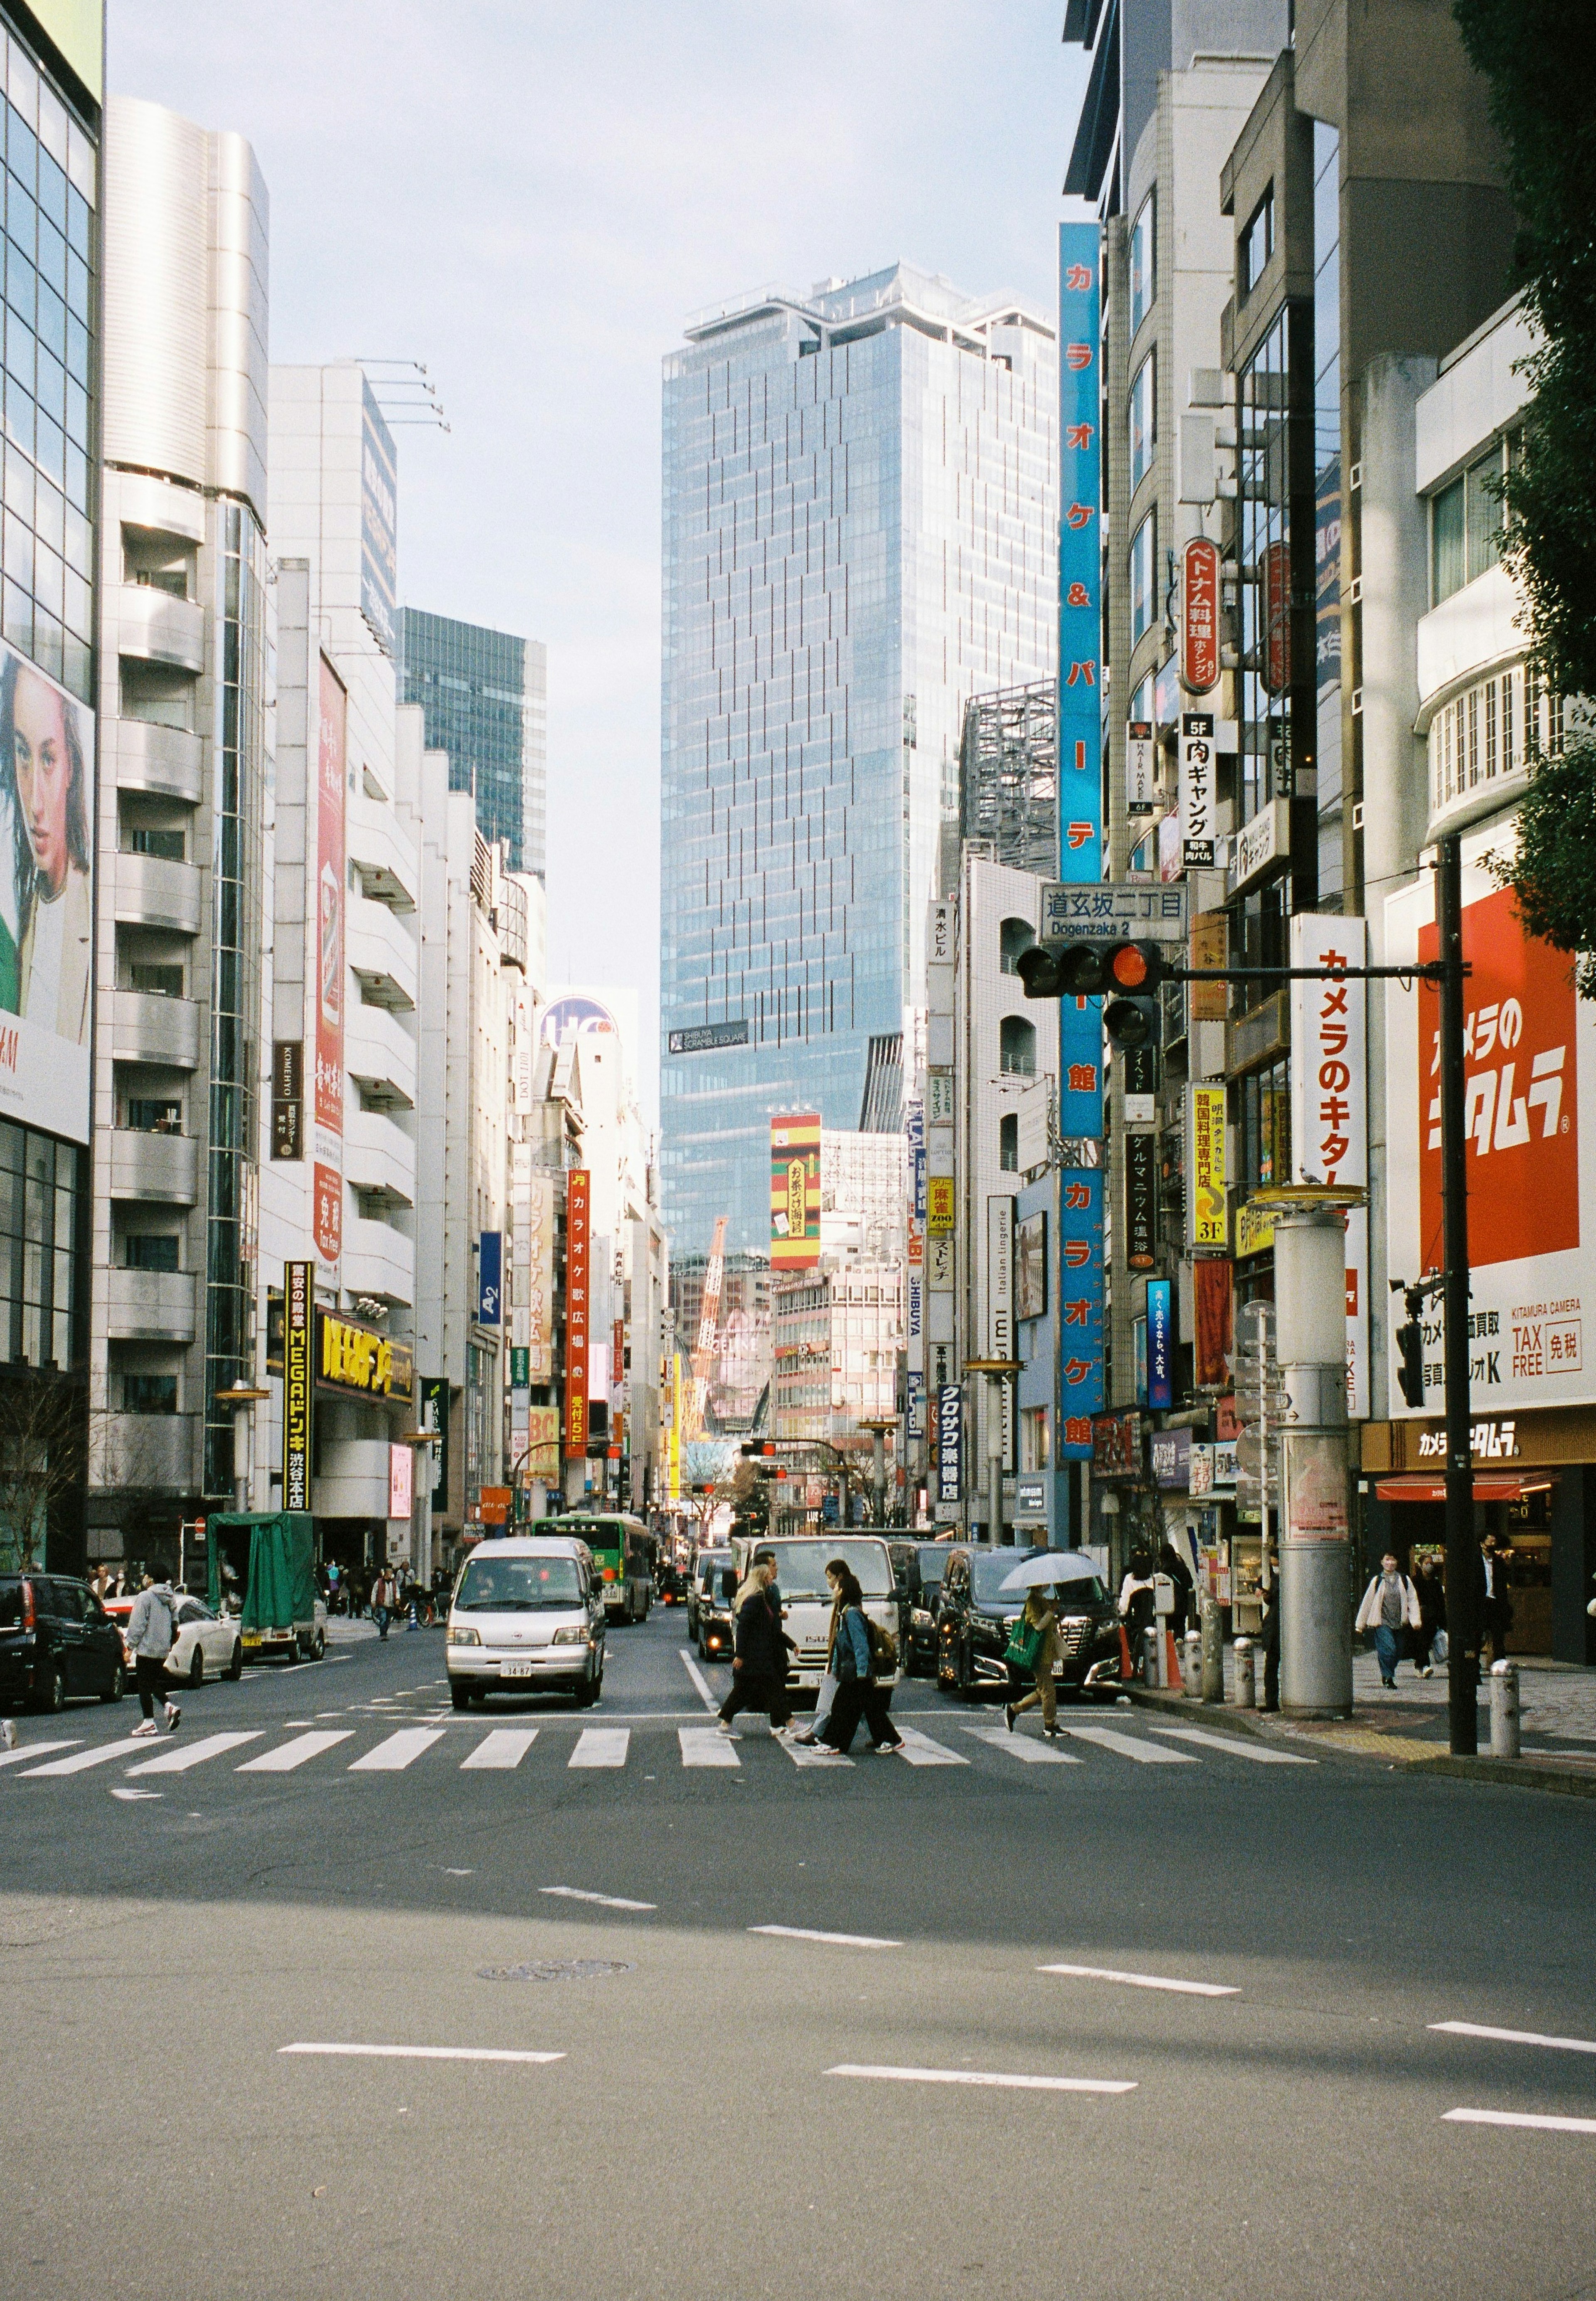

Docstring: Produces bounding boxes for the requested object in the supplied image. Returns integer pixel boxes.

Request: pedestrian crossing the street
[3,1713,1321,1789]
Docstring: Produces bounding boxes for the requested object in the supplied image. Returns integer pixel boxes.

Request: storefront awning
[1373,1473,1554,1504]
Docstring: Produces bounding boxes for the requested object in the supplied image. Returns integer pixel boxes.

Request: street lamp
[213,1384,270,1514]
[962,1360,1021,1546]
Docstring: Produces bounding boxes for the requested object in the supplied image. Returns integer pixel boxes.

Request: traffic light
[1017,939,1167,1050]
[1394,1287,1426,1409]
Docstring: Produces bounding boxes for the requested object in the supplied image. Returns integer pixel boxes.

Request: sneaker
[164,1703,180,1731]
[1419,1665,1433,1679]
[1004,1703,1017,1734]
[130,1720,159,1738]
[714,1720,736,1737]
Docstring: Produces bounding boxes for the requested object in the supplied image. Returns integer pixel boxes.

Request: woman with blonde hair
[1005,1585,1062,1737]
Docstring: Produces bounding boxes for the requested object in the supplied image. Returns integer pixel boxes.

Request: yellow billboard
[1186,1084,1227,1250]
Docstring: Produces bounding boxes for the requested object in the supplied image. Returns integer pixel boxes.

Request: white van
[446,1535,605,1710]
[731,1535,899,1692]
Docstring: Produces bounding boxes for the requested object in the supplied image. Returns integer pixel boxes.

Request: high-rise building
[660,264,1058,1259]
[399,608,547,880]
[0,3,101,1576]
[1063,0,1288,216]
[89,95,268,1555]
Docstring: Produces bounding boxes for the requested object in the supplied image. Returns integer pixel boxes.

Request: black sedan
[935,1546,1123,1702]
[900,1540,953,1677]
[0,1572,127,1712]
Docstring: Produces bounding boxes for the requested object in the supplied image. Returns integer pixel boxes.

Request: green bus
[558,1513,655,1623]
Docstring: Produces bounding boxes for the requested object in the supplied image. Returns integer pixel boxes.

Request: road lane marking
[540,1885,656,1911]
[893,1726,967,1768]
[1149,1726,1316,1764]
[678,1648,719,1712]
[280,2042,564,2065]
[125,1731,263,1776]
[238,1731,354,1772]
[1039,1961,1239,1998]
[782,1737,853,1768]
[0,1739,79,1769]
[827,2063,1135,2094]
[962,1726,1082,1765]
[1061,1725,1197,1765]
[679,1726,739,1769]
[750,1924,901,1949]
[349,1728,446,1772]
[22,1737,159,1776]
[110,1787,161,1800]
[461,1729,539,1771]
[1431,2021,1596,2057]
[569,1727,629,1769]
[1444,2107,1596,2134]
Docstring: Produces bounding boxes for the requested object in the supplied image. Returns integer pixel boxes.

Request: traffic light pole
[1436,833,1478,1755]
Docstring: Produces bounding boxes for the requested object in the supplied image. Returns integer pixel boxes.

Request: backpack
[866,1616,898,1675]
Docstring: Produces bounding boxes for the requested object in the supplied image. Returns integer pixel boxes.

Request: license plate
[499,1659,534,1678]
[242,1636,261,1649]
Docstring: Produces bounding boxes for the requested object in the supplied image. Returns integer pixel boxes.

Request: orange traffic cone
[1118,1624,1133,1680]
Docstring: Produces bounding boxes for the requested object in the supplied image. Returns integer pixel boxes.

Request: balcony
[95,1409,199,1495]
[345,1000,416,1111]
[115,584,206,674]
[106,1266,197,1344]
[344,1105,415,1209]
[111,990,201,1070]
[349,900,418,1011]
[112,719,203,805]
[109,1128,199,1205]
[341,1215,413,1308]
[347,798,419,914]
[116,852,202,936]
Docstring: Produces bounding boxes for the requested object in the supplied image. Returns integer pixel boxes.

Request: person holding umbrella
[997,1552,1101,1736]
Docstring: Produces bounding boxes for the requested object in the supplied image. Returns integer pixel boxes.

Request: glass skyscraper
[660,264,1057,1256]
[399,607,547,878]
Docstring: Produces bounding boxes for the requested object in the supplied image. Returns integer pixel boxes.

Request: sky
[109,2,1089,1123]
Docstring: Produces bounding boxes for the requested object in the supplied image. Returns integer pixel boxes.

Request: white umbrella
[998,1551,1101,1593]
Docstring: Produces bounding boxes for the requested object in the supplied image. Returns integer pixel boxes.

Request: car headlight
[551,1625,586,1646]
[447,1625,480,1647]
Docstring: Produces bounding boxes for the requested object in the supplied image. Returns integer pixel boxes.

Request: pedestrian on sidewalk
[1355,1552,1421,1688]
[1158,1540,1194,1638]
[1415,1552,1447,1677]
[1480,1530,1513,1665]
[1118,1551,1157,1648]
[124,1571,181,1736]
[819,1562,903,1755]
[1005,1587,1061,1737]
[716,1560,791,1738]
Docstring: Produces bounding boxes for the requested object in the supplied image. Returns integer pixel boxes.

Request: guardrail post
[1488,1659,1520,1759]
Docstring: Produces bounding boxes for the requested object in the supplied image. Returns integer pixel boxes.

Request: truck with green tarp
[205,1513,326,1663]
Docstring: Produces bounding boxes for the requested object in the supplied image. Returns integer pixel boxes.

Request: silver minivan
[447,1536,605,1711]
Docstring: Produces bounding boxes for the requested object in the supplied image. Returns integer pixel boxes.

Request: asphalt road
[2,1605,1594,2301]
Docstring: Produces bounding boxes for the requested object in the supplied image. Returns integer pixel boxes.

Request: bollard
[1200,1595,1224,1705]
[1141,1624,1161,1687]
[1233,1637,1256,1710]
[1489,1659,1520,1759]
[1182,1629,1202,1698]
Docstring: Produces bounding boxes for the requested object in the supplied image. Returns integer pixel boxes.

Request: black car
[899,1541,953,1677]
[0,1572,127,1713]
[936,1546,1123,1702]
[696,1555,737,1664]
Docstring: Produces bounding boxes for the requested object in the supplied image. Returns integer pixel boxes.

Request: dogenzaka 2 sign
[1386,828,1593,1417]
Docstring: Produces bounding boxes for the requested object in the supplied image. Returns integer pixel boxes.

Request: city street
[2,1610,1594,2301]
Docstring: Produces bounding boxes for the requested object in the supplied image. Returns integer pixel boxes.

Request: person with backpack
[818,1560,903,1755]
[1004,1588,1061,1737]
[124,1571,181,1737]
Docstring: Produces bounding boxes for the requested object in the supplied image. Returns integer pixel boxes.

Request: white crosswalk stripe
[239,1731,353,1773]
[1061,1724,1196,1764]
[679,1727,739,1769]
[962,1725,1083,1765]
[782,1736,852,1769]
[126,1732,263,1776]
[1149,1725,1316,1764]
[349,1728,446,1772]
[569,1727,629,1769]
[0,1738,79,1769]
[22,1737,155,1776]
[893,1726,967,1767]
[461,1729,539,1771]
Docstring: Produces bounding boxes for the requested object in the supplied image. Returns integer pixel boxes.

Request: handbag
[1005,1613,1043,1671]
[1431,1627,1448,1666]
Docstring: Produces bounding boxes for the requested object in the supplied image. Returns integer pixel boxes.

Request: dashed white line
[1444,2107,1596,2134]
[678,1648,719,1712]
[1149,1725,1316,1765]
[126,1731,263,1777]
[539,1885,656,1911]
[279,2042,564,2066]
[1431,2021,1596,2057]
[750,1924,901,1949]
[238,1731,354,1773]
[827,2063,1135,2095]
[1038,1961,1239,1998]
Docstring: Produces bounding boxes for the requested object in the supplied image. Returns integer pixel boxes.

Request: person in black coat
[1414,1552,1447,1677]
[715,1562,794,1736]
[1158,1540,1195,1638]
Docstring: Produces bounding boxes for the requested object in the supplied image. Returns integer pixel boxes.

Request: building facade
[659,263,1058,1259]
[399,606,547,881]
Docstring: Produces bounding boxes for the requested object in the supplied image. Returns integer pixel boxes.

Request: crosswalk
[2,1714,1317,1787]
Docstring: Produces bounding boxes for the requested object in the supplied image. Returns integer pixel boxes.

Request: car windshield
[916,1547,949,1592]
[456,1557,584,1612]
[972,1553,1106,1606]
[699,1555,730,1587]
[765,1540,893,1601]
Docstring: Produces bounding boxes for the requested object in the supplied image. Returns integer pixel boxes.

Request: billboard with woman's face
[0,640,94,1143]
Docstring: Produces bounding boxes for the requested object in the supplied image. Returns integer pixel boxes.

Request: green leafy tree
[1455,1,1596,982]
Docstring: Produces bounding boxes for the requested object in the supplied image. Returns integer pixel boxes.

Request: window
[1431,444,1504,604]
[1129,193,1155,337]
[129,963,183,998]
[126,825,184,860]
[1000,1113,1018,1172]
[1129,351,1155,495]
[999,917,1035,975]
[123,1234,179,1271]
[123,1372,177,1414]
[999,1016,1036,1077]
[1129,511,1157,646]
[126,1099,182,1134]
[1241,187,1274,298]
[1426,664,1560,815]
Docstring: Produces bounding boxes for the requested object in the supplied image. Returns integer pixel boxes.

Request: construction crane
[685,1215,727,1441]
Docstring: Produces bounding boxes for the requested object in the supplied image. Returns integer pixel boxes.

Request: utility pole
[1436,833,1478,1755]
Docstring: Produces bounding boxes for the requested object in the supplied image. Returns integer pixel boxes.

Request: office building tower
[400,607,547,880]
[660,264,1057,1258]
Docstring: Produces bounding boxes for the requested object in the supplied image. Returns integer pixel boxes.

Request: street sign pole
[1436,834,1478,1756]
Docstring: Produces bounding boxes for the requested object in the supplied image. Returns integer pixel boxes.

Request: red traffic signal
[1017,939,1167,1003]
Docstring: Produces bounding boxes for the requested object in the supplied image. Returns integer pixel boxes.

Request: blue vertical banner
[1056,1169,1105,1458]
[1057,221,1105,1139]
[478,1230,502,1326]
[1146,1277,1173,1410]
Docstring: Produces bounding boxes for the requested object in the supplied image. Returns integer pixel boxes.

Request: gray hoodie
[126,1582,177,1660]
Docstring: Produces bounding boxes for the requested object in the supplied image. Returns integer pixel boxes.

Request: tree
[0,1375,86,1572]
[1454,2,1596,982]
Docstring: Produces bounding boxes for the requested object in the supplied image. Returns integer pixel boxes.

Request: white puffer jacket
[1355,1573,1421,1633]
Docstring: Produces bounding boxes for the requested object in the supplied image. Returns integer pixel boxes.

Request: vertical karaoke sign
[1058,219,1105,1142]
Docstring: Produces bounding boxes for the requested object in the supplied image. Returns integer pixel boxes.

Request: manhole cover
[477,1958,635,1984]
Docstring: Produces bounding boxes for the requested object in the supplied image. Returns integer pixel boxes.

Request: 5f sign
[1180,714,1216,867]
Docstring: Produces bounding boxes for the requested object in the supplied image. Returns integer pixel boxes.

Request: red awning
[1373,1473,1554,1504]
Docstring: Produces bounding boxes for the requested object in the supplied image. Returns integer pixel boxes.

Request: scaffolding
[958,679,1059,878]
